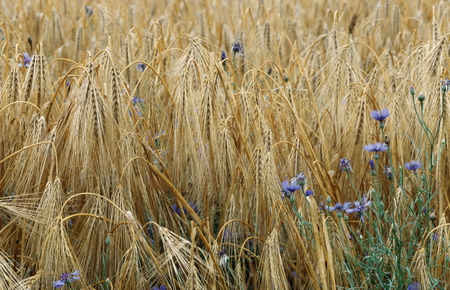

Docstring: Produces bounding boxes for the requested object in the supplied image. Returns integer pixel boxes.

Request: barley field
[0,0,449,289]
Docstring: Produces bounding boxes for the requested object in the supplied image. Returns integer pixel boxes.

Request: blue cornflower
[53,270,80,288]
[290,172,307,186]
[132,96,144,105]
[18,52,32,68]
[305,190,313,197]
[433,232,439,242]
[369,159,374,170]
[364,142,388,153]
[407,281,421,290]
[441,78,450,92]
[346,196,372,222]
[370,108,390,122]
[281,180,301,200]
[151,286,167,290]
[85,5,94,17]
[339,158,353,172]
[218,250,229,266]
[232,42,243,54]
[221,51,226,62]
[383,166,392,179]
[327,202,351,213]
[405,160,422,171]
[137,62,146,72]
[172,204,183,215]
[281,180,301,193]
[172,202,199,215]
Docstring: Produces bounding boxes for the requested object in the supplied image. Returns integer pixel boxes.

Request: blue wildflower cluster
[85,5,94,17]
[129,96,144,117]
[132,96,144,105]
[172,201,199,215]
[324,196,372,221]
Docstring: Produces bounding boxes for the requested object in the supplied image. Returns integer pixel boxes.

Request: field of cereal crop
[0,0,449,289]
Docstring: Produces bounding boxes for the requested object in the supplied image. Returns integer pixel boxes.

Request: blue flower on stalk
[370,108,390,122]
[327,202,351,213]
[346,196,372,222]
[53,270,80,288]
[18,52,32,68]
[151,286,167,290]
[218,250,229,266]
[290,172,306,186]
[433,232,439,242]
[405,160,422,171]
[85,5,94,17]
[339,158,353,172]
[364,142,388,153]
[232,42,243,54]
[441,78,450,92]
[383,166,392,179]
[172,202,199,215]
[281,180,301,199]
[132,96,144,105]
[137,62,146,72]
[407,281,421,290]
[369,159,375,170]
[305,190,313,197]
[221,51,227,62]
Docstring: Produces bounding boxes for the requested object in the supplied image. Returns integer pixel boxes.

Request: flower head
[137,62,146,72]
[290,172,307,186]
[305,190,314,197]
[53,270,80,288]
[221,51,226,62]
[339,158,353,172]
[370,108,390,122]
[383,166,392,179]
[328,202,351,213]
[232,42,243,54]
[441,78,450,92]
[407,281,421,290]
[218,250,229,266]
[85,5,94,17]
[346,196,372,222]
[364,142,388,153]
[152,286,167,290]
[19,52,32,68]
[132,96,144,105]
[405,160,422,171]
[281,180,301,195]
[172,202,199,215]
[281,180,301,200]
[369,159,375,170]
